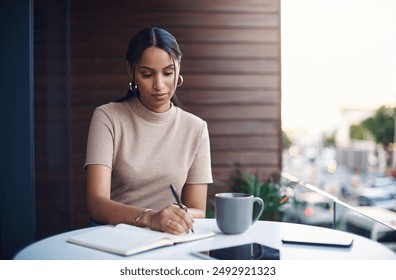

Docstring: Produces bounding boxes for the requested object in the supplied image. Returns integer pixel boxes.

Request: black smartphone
[282,233,354,248]
[192,243,280,260]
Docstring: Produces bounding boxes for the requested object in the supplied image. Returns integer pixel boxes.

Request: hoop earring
[129,81,137,92]
[177,75,184,87]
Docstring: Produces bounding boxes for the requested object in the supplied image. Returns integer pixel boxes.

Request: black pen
[169,184,194,233]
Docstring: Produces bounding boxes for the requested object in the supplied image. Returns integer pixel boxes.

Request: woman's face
[131,46,180,113]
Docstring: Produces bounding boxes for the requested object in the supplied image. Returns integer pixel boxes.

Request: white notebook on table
[67,223,215,256]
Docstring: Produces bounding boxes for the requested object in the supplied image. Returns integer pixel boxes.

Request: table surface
[14,219,396,260]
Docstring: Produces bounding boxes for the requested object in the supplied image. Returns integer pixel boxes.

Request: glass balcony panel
[281,172,396,252]
[334,200,396,252]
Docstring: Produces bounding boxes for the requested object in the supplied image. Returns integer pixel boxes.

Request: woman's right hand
[140,204,194,234]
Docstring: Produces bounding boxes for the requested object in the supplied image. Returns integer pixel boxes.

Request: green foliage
[229,170,288,221]
[350,124,369,140]
[323,133,336,147]
[282,130,292,149]
[205,201,215,219]
[361,106,395,148]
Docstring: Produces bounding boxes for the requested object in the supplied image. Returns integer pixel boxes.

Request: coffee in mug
[215,193,265,234]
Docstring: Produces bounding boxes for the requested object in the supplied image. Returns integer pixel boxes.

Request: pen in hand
[169,184,194,233]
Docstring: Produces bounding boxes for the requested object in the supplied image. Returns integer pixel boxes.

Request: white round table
[14,219,396,260]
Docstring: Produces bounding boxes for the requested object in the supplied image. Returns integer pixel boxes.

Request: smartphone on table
[192,242,280,260]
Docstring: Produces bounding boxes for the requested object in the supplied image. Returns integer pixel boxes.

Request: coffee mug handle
[251,197,264,225]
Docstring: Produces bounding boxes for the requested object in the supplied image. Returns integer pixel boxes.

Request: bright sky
[281,0,396,140]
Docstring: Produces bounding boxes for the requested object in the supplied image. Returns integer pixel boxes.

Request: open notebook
[67,223,215,256]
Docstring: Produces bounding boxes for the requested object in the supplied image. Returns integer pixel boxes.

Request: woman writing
[84,27,213,234]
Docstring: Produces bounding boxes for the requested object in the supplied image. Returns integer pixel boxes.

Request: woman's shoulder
[175,106,208,131]
[93,101,130,118]
[176,106,206,123]
[95,100,127,111]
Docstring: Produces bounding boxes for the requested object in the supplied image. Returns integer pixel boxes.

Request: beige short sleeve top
[84,98,213,210]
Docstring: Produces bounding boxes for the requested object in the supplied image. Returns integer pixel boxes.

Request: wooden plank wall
[36,0,281,233]
[70,0,282,227]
